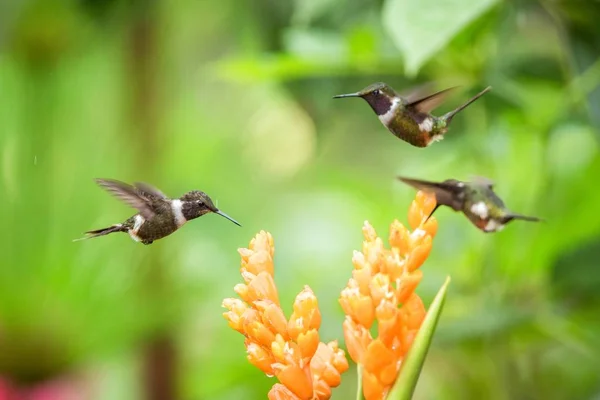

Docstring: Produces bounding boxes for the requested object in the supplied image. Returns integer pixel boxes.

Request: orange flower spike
[239,231,275,277]
[370,272,392,307]
[310,341,349,388]
[288,286,321,340]
[417,191,437,218]
[342,317,372,364]
[363,339,400,387]
[389,220,411,255]
[396,269,423,304]
[272,363,313,400]
[397,296,426,356]
[362,369,387,400]
[380,251,401,281]
[351,249,367,269]
[221,298,249,333]
[238,307,260,331]
[312,380,332,400]
[339,285,374,329]
[255,230,275,256]
[268,384,301,400]
[401,330,418,356]
[408,201,425,231]
[362,222,386,271]
[405,236,433,272]
[247,341,277,376]
[255,300,289,339]
[247,250,275,277]
[401,293,426,331]
[238,248,253,271]
[374,298,399,348]
[271,334,302,366]
[245,319,277,349]
[351,253,373,294]
[408,191,438,232]
[362,221,378,242]
[236,271,280,305]
[229,231,353,399]
[296,329,320,363]
[422,216,438,237]
[328,341,350,374]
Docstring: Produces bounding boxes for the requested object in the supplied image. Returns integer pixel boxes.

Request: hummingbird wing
[405,87,458,114]
[95,178,157,219]
[470,176,495,189]
[400,82,437,103]
[134,182,167,200]
[398,176,465,211]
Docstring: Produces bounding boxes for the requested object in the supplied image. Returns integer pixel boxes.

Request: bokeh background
[1,0,600,399]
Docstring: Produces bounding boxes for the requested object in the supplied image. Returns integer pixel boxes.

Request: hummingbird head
[333,82,398,117]
[180,191,241,226]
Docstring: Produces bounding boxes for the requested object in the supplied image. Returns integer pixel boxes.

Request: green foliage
[0,0,599,399]
[382,0,499,76]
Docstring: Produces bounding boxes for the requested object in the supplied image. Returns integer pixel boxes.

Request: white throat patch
[378,97,400,126]
[171,199,187,227]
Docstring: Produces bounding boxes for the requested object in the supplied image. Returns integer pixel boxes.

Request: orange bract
[339,191,438,400]
[223,231,349,400]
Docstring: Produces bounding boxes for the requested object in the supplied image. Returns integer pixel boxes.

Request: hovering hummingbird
[75,178,241,245]
[398,176,542,232]
[333,83,491,147]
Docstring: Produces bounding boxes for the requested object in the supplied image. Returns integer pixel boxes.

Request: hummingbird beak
[215,210,242,226]
[506,213,543,223]
[425,204,440,222]
[333,92,361,99]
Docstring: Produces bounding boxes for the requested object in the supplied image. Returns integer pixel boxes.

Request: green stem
[356,363,365,400]
[387,276,451,400]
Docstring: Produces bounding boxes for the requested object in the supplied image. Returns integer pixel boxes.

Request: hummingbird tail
[441,86,492,124]
[73,224,126,242]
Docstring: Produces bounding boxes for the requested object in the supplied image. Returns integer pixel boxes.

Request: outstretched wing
[470,175,494,189]
[405,87,458,114]
[398,176,465,211]
[134,181,167,200]
[95,178,157,219]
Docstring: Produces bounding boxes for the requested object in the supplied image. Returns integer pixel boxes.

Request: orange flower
[339,191,438,400]
[223,231,349,400]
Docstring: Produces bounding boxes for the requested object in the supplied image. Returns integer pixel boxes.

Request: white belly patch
[128,214,145,242]
[418,117,434,132]
[484,219,505,232]
[470,202,489,219]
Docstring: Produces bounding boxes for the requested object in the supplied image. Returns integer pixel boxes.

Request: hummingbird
[333,83,491,147]
[75,178,241,245]
[397,176,542,232]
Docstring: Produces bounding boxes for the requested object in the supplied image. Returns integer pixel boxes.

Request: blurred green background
[1,0,600,399]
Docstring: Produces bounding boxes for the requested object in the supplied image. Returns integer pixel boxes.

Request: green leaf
[386,276,451,400]
[382,0,498,75]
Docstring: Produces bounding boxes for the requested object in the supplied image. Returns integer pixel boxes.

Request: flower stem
[387,276,451,400]
[356,364,365,400]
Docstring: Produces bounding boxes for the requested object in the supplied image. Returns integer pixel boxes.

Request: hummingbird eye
[373,89,381,95]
